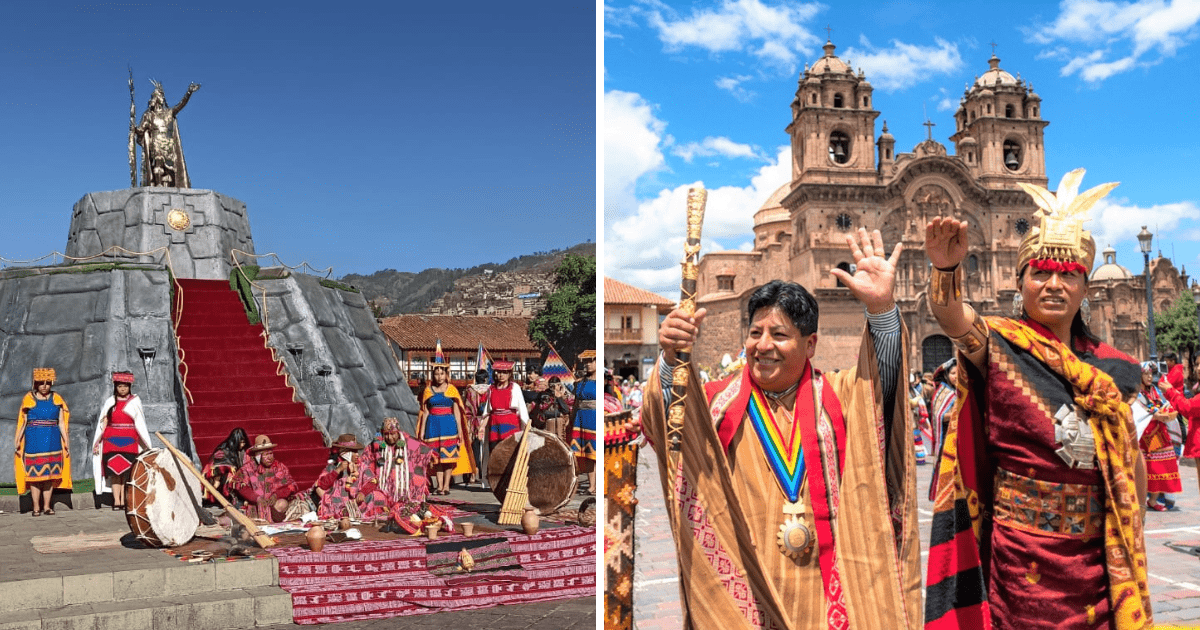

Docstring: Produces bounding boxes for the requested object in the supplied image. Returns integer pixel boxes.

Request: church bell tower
[950,54,1048,189]
[786,40,880,186]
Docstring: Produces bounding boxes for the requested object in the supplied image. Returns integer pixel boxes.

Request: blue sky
[604,0,1200,296]
[0,1,595,276]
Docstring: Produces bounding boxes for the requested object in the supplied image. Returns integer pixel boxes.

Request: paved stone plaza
[632,446,1200,627]
[0,484,595,629]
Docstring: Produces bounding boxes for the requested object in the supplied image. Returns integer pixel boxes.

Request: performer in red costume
[923,169,1151,630]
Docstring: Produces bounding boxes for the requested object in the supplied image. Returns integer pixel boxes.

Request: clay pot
[306,525,326,552]
[338,517,351,531]
[521,507,540,535]
[460,522,474,537]
[426,524,440,540]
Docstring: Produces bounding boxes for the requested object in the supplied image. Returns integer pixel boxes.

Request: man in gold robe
[640,229,922,630]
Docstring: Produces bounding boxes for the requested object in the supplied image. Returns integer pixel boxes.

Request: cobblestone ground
[632,447,1200,627]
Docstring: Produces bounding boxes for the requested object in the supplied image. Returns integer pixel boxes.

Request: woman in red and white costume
[1134,363,1182,510]
[91,372,151,511]
[483,360,529,448]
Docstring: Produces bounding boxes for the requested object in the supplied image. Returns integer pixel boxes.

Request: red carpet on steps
[174,278,329,488]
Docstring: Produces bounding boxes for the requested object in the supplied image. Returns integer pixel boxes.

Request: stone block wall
[257,272,420,443]
[0,266,191,484]
[66,188,255,280]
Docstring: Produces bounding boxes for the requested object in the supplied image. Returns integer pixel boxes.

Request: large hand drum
[126,448,203,547]
[487,428,577,514]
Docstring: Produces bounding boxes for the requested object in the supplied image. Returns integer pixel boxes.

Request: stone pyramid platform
[0,506,290,630]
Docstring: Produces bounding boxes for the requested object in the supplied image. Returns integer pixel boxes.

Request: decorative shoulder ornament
[1016,169,1119,273]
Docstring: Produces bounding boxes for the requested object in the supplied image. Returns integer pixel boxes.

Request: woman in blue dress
[569,350,597,495]
[418,364,465,495]
[12,368,72,516]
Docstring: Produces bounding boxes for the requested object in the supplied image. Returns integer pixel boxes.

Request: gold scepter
[665,187,707,472]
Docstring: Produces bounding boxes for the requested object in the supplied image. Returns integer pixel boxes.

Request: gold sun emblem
[166,208,191,231]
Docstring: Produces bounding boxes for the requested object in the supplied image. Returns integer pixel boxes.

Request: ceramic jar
[305,525,326,552]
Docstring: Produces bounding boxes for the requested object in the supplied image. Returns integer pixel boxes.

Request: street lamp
[1138,226,1157,363]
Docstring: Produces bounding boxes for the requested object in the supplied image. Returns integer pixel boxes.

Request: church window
[1005,104,1014,118]
[1003,139,1022,171]
[812,93,817,104]
[834,93,844,108]
[987,103,992,114]
[863,96,869,107]
[966,254,979,275]
[967,151,973,163]
[886,148,892,159]
[969,111,975,122]
[835,262,854,288]
[829,131,850,164]
[1033,106,1038,117]
[717,275,734,292]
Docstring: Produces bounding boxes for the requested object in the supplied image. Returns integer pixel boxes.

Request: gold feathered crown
[32,368,56,383]
[1016,169,1119,272]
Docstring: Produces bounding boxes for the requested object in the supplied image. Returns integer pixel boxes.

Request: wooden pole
[154,432,276,548]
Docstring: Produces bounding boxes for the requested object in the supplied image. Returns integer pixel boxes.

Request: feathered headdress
[1016,168,1118,273]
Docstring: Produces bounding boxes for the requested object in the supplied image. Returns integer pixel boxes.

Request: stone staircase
[174,278,329,489]
[0,553,291,630]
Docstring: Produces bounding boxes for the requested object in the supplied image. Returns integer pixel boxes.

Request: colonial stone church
[692,41,1188,373]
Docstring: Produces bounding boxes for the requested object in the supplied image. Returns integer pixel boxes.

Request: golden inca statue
[132,78,201,188]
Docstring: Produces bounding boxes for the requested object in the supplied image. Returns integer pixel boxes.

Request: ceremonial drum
[125,448,203,547]
[488,428,577,514]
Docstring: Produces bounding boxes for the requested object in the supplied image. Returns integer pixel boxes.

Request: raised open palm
[830,228,901,312]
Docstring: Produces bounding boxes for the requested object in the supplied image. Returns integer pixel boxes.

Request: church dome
[753,182,792,228]
[975,55,1018,87]
[1091,246,1133,281]
[810,41,854,76]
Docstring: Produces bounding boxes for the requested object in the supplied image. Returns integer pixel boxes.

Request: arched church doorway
[922,334,953,374]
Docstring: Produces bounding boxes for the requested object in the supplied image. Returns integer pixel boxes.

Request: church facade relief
[692,42,1187,372]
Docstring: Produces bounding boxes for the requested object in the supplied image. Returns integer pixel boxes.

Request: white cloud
[1089,197,1200,253]
[1028,0,1200,82]
[841,37,964,91]
[604,90,668,218]
[715,74,757,101]
[671,136,762,162]
[605,145,792,296]
[642,0,823,72]
[934,87,957,112]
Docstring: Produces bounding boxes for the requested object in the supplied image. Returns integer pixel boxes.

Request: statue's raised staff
[131,78,200,188]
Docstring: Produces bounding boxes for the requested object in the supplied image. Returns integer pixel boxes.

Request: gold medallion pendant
[777,500,813,558]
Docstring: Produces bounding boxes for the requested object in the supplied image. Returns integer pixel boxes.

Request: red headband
[1028,258,1087,275]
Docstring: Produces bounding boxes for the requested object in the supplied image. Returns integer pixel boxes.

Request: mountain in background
[340,242,595,316]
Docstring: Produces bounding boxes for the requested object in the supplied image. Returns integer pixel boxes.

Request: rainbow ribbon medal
[747,386,812,556]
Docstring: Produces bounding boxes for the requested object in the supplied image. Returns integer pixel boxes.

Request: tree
[1153,290,1200,379]
[528,255,596,366]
